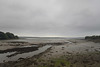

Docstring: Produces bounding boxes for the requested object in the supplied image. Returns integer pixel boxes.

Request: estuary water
[0,45,52,63]
[0,37,69,43]
[0,37,69,63]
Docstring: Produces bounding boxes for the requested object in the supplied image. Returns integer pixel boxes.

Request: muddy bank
[0,41,33,50]
[0,46,39,57]
[38,39,100,67]
[0,46,52,67]
[0,46,38,54]
[0,44,52,63]
[0,41,68,58]
[33,52,100,67]
[1,39,100,67]
[0,40,69,50]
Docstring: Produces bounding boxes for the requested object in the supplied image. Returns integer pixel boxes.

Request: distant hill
[0,31,19,40]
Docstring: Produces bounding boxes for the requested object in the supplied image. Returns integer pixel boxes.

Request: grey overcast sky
[0,0,100,37]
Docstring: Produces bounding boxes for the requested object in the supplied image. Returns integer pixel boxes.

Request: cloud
[0,0,100,37]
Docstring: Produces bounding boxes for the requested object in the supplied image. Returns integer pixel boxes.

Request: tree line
[85,35,100,40]
[0,31,19,40]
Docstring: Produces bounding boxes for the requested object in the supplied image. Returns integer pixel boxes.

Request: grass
[53,58,70,67]
[36,56,71,67]
[35,52,100,67]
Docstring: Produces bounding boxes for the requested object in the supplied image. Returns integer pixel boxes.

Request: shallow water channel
[0,45,52,63]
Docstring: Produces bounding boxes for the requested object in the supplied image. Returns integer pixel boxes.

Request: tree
[15,36,19,39]
[6,32,15,39]
[0,31,8,39]
[0,31,19,40]
[85,35,100,40]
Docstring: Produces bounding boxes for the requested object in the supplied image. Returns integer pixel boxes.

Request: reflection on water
[0,37,69,43]
[0,45,52,63]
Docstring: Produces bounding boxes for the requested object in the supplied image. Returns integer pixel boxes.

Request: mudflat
[0,39,100,67]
